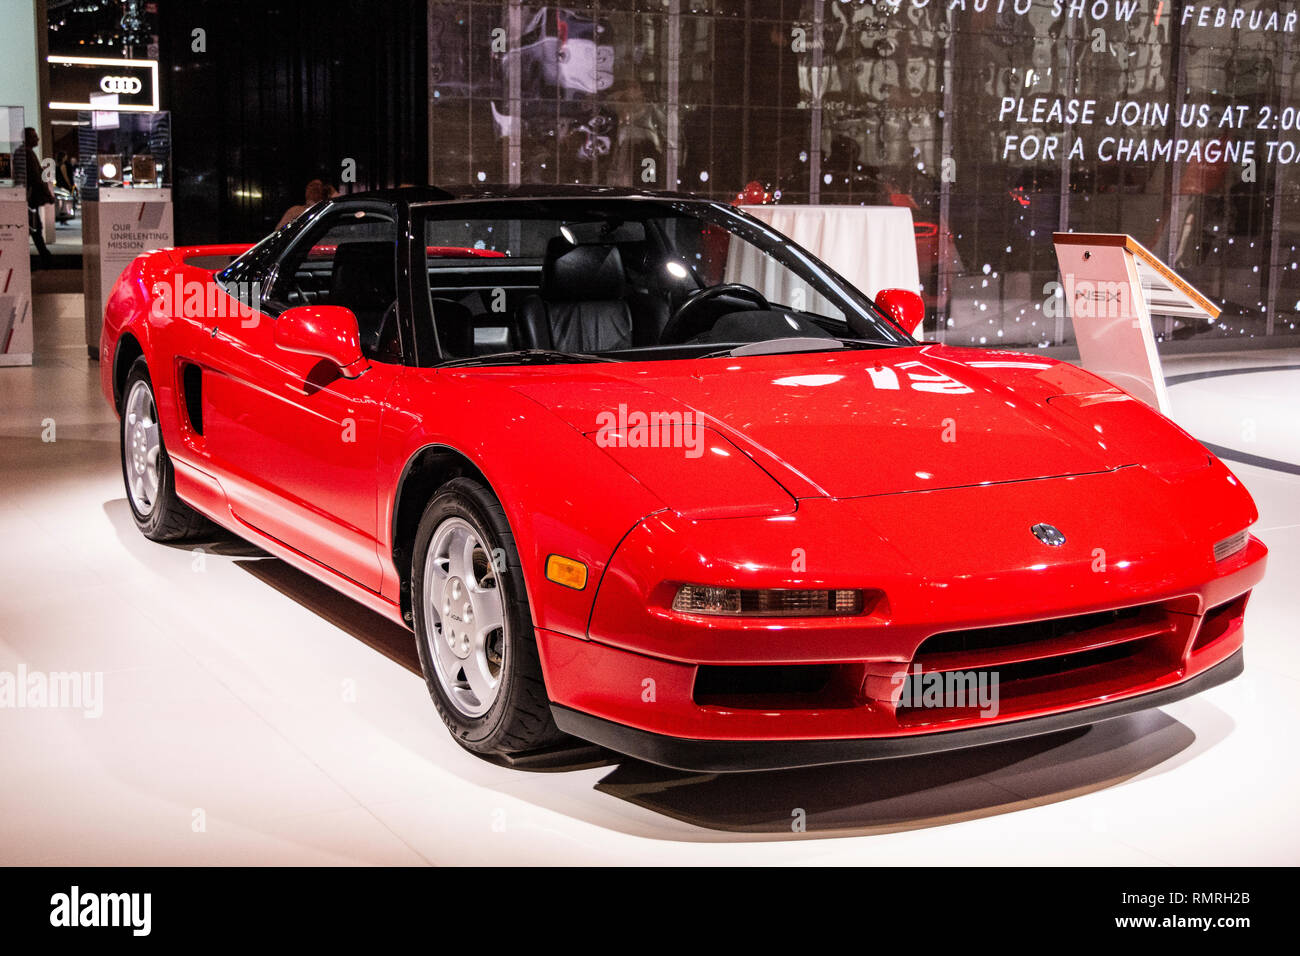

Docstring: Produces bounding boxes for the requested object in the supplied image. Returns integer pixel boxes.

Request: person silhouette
[277,179,331,229]
[23,128,54,266]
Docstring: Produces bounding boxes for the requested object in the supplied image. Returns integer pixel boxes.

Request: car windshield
[417,198,913,364]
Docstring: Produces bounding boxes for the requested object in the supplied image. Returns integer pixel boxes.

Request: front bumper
[552,649,1243,772]
[536,463,1265,770]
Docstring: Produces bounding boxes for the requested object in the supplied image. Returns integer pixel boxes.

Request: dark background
[155,0,428,244]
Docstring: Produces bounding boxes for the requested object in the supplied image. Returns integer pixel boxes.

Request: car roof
[338,183,715,206]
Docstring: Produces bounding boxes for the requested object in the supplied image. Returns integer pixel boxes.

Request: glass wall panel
[429,0,1300,347]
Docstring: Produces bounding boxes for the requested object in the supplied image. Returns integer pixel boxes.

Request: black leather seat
[329,241,396,358]
[430,298,474,358]
[518,239,667,352]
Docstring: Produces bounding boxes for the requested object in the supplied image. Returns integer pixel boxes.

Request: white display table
[739,204,922,326]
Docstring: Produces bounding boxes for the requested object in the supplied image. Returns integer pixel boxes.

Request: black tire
[120,356,212,542]
[411,477,564,757]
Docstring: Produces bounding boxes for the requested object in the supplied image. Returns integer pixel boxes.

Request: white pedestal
[1053,233,1219,415]
[82,190,173,359]
[0,185,33,367]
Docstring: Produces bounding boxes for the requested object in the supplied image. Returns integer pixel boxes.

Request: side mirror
[274,305,366,378]
[875,288,925,338]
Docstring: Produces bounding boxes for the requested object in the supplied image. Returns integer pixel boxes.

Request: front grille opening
[901,641,1142,705]
[693,663,857,710]
[974,639,1139,684]
[916,605,1151,660]
[1193,595,1247,652]
[896,639,1155,721]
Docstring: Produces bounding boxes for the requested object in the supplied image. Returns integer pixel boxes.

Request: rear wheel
[120,357,210,542]
[411,477,563,757]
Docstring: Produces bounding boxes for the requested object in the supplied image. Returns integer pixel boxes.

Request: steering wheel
[659,283,771,344]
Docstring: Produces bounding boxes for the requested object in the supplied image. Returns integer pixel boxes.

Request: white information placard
[1052,233,1220,414]
[0,186,33,367]
[82,195,173,357]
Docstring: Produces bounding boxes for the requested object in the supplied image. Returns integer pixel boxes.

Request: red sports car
[100,186,1266,771]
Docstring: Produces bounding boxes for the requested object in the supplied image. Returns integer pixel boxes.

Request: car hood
[509,345,1209,499]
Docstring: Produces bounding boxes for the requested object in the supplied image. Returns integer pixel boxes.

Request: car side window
[267,205,401,362]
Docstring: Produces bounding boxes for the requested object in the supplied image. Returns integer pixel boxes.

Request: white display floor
[2,302,1297,864]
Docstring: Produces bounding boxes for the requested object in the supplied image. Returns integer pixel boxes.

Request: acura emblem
[1031,523,1066,547]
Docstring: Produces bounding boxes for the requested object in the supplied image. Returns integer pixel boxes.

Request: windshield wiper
[833,337,909,350]
[437,349,618,368]
[716,337,844,358]
[701,336,909,359]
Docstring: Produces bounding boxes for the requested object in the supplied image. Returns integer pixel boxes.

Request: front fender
[379,369,667,639]
[101,252,172,411]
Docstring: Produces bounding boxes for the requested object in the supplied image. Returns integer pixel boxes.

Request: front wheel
[120,357,211,542]
[411,477,563,758]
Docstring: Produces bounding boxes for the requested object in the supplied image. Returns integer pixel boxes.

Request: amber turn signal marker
[545,554,588,590]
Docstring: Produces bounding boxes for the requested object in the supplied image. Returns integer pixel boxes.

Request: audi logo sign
[99,75,144,96]
[47,55,159,113]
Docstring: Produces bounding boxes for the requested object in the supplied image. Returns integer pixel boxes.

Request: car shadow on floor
[589,710,1196,836]
[234,555,424,676]
[101,498,416,678]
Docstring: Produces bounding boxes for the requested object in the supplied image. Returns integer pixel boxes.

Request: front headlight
[1213,529,1250,562]
[671,585,867,617]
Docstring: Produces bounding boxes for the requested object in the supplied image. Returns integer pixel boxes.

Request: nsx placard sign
[47,56,160,113]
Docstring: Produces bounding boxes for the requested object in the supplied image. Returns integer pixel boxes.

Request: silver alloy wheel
[124,379,162,516]
[422,516,507,718]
